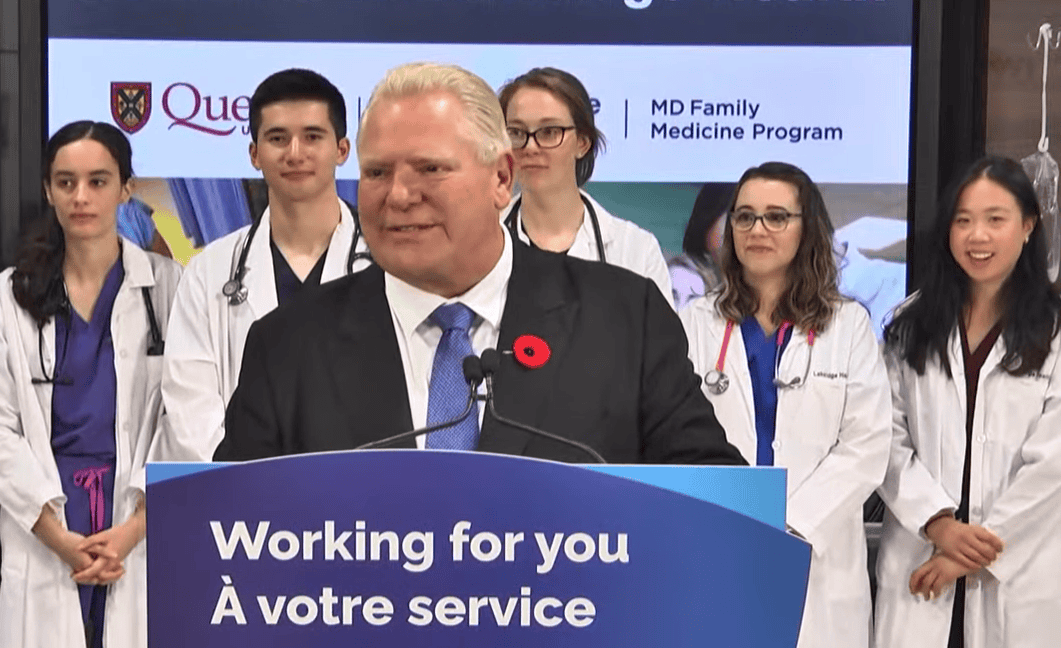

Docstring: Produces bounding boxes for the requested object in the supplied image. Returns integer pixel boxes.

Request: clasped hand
[71,522,142,585]
[909,516,1004,600]
[33,504,145,587]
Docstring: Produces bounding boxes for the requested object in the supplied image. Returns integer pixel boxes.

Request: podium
[147,451,810,647]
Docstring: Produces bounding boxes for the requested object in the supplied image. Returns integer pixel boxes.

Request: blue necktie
[425,303,480,450]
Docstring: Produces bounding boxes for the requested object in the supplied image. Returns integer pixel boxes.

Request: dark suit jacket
[216,241,744,465]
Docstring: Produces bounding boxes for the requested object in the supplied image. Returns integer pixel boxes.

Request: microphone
[479,349,606,464]
[356,355,484,450]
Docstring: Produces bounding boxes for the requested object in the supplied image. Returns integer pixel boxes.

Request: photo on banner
[47,0,915,336]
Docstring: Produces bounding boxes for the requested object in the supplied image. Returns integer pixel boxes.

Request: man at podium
[215,62,744,466]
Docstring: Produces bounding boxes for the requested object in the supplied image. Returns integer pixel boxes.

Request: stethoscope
[33,287,165,385]
[702,320,816,395]
[503,194,607,263]
[222,200,372,306]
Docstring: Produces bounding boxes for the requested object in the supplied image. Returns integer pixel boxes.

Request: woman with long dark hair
[0,121,181,648]
[669,182,733,308]
[875,157,1061,648]
[497,67,672,301]
[680,161,891,648]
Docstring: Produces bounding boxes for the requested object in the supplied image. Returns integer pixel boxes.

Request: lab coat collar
[320,199,359,281]
[577,190,616,245]
[244,208,279,320]
[247,198,356,317]
[120,236,157,289]
[503,190,618,247]
[700,304,757,456]
[948,323,1008,380]
[946,323,1007,421]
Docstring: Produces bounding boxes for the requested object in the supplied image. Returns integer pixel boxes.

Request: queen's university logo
[111,82,152,134]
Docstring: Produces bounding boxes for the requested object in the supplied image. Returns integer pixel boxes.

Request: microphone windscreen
[481,348,501,375]
[462,355,484,385]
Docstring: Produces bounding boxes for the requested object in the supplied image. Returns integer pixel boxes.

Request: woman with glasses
[875,157,1061,648]
[0,121,180,648]
[679,161,891,648]
[497,67,672,301]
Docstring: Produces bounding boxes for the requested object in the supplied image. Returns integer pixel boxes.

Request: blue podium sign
[147,451,809,647]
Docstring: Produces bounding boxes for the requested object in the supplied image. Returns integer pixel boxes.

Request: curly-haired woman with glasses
[497,67,672,302]
[679,161,891,648]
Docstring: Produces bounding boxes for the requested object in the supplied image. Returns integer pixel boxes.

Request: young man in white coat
[156,69,371,462]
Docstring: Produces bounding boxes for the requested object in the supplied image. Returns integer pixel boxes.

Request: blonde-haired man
[217,63,742,467]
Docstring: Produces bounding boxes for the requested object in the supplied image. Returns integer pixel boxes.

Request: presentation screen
[47,0,915,333]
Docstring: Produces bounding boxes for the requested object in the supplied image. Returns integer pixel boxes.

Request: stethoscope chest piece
[703,369,729,395]
[222,279,248,305]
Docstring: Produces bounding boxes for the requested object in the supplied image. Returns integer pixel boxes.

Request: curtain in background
[337,179,358,208]
[116,196,157,249]
[168,178,253,248]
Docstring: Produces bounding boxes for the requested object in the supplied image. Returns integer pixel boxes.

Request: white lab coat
[875,321,1061,648]
[0,241,181,648]
[680,297,891,648]
[157,200,370,462]
[504,190,674,306]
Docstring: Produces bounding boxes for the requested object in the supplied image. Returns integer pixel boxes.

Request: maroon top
[949,319,1004,648]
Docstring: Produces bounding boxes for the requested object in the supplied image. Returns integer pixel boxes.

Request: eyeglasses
[729,209,801,232]
[506,125,577,150]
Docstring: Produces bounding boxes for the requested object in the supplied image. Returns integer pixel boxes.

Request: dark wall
[907,0,991,290]
[0,0,44,268]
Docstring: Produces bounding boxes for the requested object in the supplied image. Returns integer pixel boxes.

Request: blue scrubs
[51,258,123,648]
[740,316,792,466]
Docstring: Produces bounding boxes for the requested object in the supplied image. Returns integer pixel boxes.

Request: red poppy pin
[513,334,550,369]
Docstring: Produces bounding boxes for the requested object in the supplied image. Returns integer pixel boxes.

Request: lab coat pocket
[991,373,1046,459]
[789,378,845,454]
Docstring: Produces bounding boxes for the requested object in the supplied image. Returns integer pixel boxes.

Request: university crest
[111,82,152,134]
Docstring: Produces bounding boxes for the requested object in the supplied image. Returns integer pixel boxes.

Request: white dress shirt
[384,229,513,447]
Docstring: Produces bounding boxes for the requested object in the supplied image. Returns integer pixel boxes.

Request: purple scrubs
[51,258,123,648]
[740,316,792,466]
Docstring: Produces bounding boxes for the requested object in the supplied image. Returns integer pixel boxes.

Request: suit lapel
[331,267,415,448]
[478,243,577,456]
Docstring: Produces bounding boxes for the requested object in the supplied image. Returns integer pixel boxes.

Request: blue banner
[49,0,914,46]
[147,451,810,647]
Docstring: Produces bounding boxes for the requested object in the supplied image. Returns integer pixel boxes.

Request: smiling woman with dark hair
[680,161,891,648]
[875,156,1061,648]
[0,120,181,648]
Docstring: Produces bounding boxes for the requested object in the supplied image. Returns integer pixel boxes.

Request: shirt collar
[385,227,513,337]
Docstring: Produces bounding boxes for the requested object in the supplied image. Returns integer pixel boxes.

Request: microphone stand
[479,349,606,464]
[356,356,484,450]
